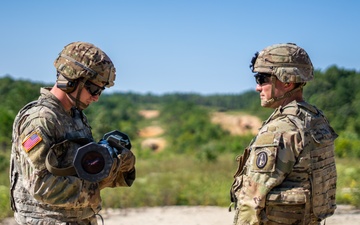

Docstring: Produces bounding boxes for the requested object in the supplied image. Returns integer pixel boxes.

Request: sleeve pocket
[250,132,282,173]
[266,188,309,205]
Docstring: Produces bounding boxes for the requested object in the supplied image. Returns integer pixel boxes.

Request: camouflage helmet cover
[54,42,116,87]
[251,43,314,83]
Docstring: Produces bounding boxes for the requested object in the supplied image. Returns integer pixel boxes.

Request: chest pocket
[250,132,282,173]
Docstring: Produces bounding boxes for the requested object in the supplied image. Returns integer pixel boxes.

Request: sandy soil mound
[211,112,262,136]
[141,137,167,152]
[138,125,166,152]
[138,110,160,119]
[138,126,164,138]
[138,110,166,152]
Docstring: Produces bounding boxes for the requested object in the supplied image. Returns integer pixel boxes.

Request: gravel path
[1,205,360,225]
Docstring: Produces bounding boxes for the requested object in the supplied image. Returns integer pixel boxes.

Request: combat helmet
[250,43,313,83]
[54,41,116,88]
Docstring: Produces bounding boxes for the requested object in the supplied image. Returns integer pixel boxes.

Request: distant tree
[85,93,141,141]
[159,100,230,160]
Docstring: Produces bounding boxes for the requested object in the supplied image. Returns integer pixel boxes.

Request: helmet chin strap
[67,78,90,110]
[263,76,304,107]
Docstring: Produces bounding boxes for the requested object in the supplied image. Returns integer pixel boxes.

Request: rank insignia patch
[22,131,42,152]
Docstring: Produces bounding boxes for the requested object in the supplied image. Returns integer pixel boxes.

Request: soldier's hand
[119,148,135,172]
[98,148,136,189]
[98,153,120,190]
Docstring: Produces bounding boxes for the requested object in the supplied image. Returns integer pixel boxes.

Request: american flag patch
[22,131,42,152]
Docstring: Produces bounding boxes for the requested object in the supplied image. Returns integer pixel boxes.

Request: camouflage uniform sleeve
[17,111,101,209]
[234,121,302,224]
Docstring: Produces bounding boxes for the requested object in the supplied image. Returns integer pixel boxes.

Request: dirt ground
[211,112,262,136]
[138,110,160,119]
[2,205,360,225]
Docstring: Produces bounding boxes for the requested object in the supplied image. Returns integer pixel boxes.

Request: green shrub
[0,185,12,219]
[335,158,360,207]
[335,133,360,158]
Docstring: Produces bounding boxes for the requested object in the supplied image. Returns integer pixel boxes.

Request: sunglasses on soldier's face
[84,80,105,96]
[254,73,272,85]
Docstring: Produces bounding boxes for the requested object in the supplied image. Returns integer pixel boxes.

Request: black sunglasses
[254,73,272,85]
[84,80,105,96]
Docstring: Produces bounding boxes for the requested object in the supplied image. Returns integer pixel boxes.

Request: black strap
[45,137,92,177]
[45,148,77,176]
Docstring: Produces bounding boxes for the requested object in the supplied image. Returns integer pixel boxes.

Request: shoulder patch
[22,131,43,152]
[256,151,268,169]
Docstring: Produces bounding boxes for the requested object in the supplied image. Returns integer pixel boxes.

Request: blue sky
[1,1,359,95]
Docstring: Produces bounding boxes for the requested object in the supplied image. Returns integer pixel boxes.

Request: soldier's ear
[284,83,294,90]
[56,73,78,94]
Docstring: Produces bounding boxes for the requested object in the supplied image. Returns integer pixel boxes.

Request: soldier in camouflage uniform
[230,43,337,225]
[10,42,136,225]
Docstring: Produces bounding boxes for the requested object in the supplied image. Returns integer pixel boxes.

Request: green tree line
[1,65,360,158]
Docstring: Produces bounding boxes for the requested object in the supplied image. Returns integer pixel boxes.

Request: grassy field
[334,157,360,207]
[1,153,359,221]
[101,153,236,208]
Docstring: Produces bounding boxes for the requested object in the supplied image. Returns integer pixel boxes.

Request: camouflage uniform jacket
[232,100,337,225]
[10,88,129,225]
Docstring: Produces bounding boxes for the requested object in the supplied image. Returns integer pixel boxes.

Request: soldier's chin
[260,100,271,108]
[78,101,90,110]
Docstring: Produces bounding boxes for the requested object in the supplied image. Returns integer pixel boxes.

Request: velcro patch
[256,151,268,169]
[22,131,42,152]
